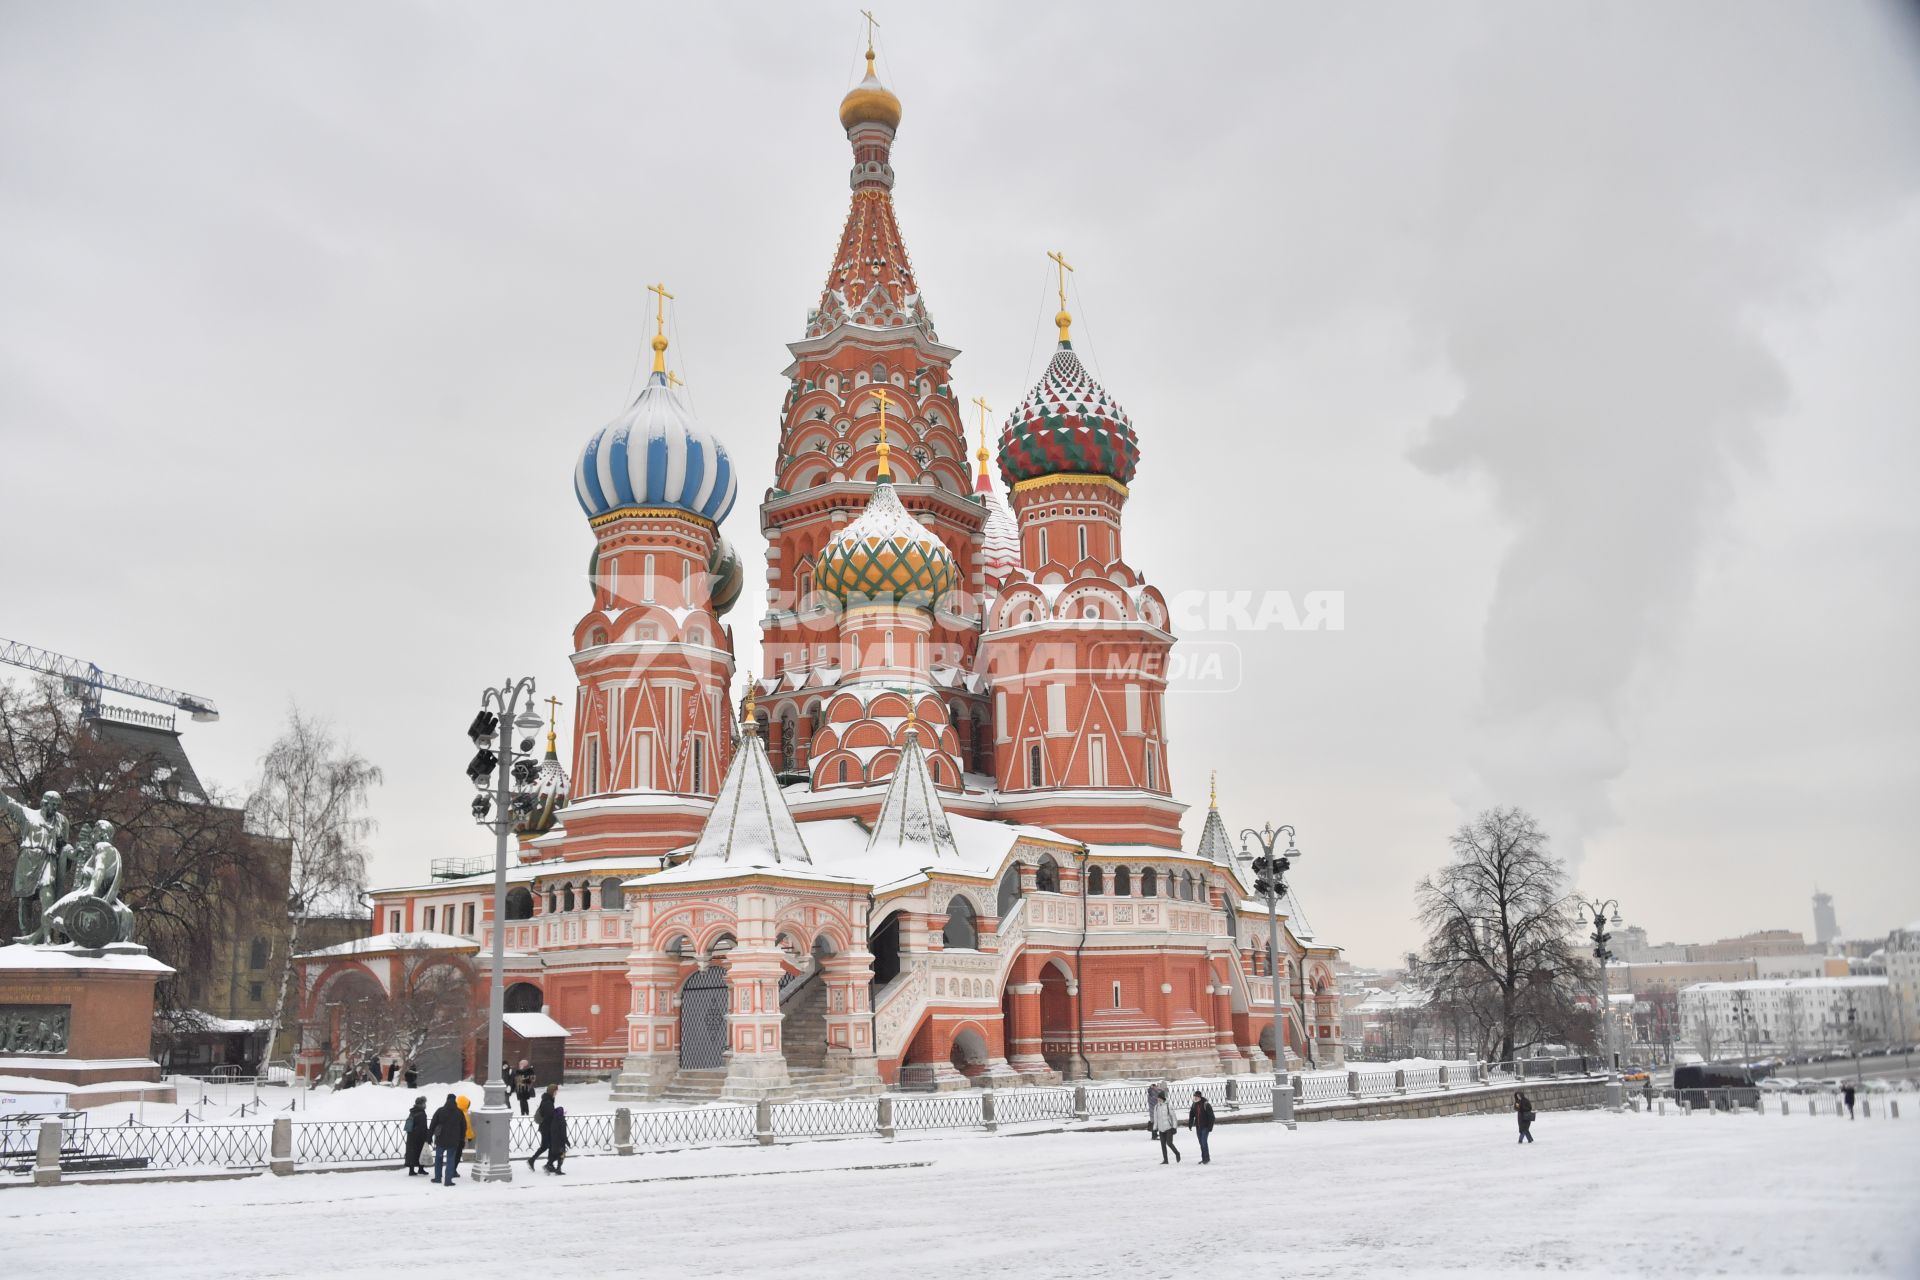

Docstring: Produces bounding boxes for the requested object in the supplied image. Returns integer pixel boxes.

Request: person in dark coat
[430,1093,467,1185]
[545,1105,569,1174]
[386,1058,400,1085]
[403,1061,418,1090]
[516,1060,536,1116]
[527,1083,559,1171]
[403,1096,430,1175]
[1842,1083,1856,1119]
[1187,1090,1217,1164]
[1514,1092,1536,1144]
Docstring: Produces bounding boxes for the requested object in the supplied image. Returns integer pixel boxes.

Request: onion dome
[574,370,737,525]
[816,434,957,610]
[839,47,902,131]
[998,342,1139,489]
[514,717,570,837]
[707,535,743,616]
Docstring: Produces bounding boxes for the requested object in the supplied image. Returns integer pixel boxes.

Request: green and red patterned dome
[998,342,1139,489]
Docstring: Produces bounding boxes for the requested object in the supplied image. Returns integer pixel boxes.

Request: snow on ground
[5,1109,1915,1278]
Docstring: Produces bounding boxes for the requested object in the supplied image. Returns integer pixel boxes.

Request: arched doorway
[996,866,1022,918]
[504,982,543,1013]
[679,967,730,1070]
[869,911,904,993]
[1039,961,1074,1075]
[949,1026,989,1078]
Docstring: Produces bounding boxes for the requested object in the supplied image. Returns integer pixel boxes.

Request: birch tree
[247,709,382,1066]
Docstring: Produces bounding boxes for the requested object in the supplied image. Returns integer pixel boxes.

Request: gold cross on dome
[872,385,893,479]
[545,695,562,730]
[970,395,992,463]
[647,281,675,374]
[861,9,880,54]
[1047,250,1074,343]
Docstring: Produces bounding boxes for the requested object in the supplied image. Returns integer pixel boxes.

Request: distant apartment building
[1812,890,1840,947]
[1690,930,1813,963]
[1755,954,1851,980]
[1678,976,1892,1060]
[1886,920,1920,1045]
[1610,959,1758,995]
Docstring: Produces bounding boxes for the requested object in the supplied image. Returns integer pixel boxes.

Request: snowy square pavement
[4,1109,1915,1278]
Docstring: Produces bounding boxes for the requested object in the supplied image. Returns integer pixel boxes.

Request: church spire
[867,724,960,862]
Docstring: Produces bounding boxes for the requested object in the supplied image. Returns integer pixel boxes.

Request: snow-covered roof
[0,944,172,975]
[168,1010,269,1034]
[685,725,810,867]
[503,1012,569,1039]
[866,732,960,862]
[369,851,669,897]
[1680,976,1890,994]
[297,931,478,960]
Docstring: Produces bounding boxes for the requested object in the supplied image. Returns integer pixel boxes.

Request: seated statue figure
[44,820,135,947]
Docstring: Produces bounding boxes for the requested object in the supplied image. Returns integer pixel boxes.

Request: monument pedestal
[0,943,176,1107]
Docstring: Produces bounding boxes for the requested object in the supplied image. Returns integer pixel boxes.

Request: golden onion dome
[839,51,902,131]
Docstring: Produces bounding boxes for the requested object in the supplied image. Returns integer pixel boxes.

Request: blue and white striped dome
[574,372,737,525]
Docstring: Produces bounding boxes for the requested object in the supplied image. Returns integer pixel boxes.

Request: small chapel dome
[839,51,903,131]
[816,476,957,611]
[998,343,1139,489]
[573,370,738,526]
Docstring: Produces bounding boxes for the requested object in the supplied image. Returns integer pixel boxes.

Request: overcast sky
[3,2,1917,964]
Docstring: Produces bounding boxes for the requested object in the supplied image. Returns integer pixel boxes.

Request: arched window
[601,876,624,911]
[930,759,943,784]
[1086,866,1104,895]
[1182,871,1196,902]
[1113,866,1132,897]
[1028,744,1043,788]
[545,889,558,915]
[996,866,1023,918]
[1078,525,1088,561]
[505,887,534,921]
[1141,868,1157,897]
[1225,901,1239,940]
[1035,855,1060,893]
[562,883,575,912]
[248,938,269,970]
[943,897,978,949]
[838,759,849,784]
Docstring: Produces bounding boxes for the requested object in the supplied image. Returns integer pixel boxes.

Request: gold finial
[1209,769,1217,810]
[1048,249,1074,344]
[905,701,917,739]
[741,672,757,729]
[545,695,562,755]
[647,282,674,374]
[971,395,992,467]
[861,9,879,70]
[873,385,892,481]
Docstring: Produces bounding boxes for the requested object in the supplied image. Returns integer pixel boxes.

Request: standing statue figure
[2,788,71,945]
[46,820,135,947]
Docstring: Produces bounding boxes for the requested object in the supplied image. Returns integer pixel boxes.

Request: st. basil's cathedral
[295,44,1343,1098]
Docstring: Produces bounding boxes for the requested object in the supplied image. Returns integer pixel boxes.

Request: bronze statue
[2,789,135,948]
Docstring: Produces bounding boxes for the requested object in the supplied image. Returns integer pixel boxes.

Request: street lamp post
[1576,896,1622,1109]
[1847,1003,1861,1087]
[1240,822,1302,1125]
[463,676,545,1184]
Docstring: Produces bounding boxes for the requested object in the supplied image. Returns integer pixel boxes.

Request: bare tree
[1414,806,1593,1062]
[385,957,482,1079]
[247,709,382,1068]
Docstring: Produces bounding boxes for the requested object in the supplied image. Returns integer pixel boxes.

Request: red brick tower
[980,259,1182,846]
[758,45,989,778]
[563,292,743,858]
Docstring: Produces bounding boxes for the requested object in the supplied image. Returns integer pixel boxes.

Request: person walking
[545,1105,569,1174]
[403,1061,418,1090]
[1187,1090,1216,1164]
[1514,1091,1536,1144]
[403,1095,430,1176]
[516,1060,536,1117]
[430,1093,466,1185]
[1842,1083,1856,1119]
[528,1083,560,1171]
[1149,1085,1181,1164]
[387,1058,400,1085]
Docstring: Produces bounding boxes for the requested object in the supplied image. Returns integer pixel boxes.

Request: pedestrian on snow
[457,1094,474,1143]
[1843,1083,1856,1119]
[1187,1090,1216,1164]
[430,1093,466,1184]
[403,1062,418,1090]
[516,1060,536,1116]
[1514,1092,1536,1144]
[1149,1085,1181,1164]
[403,1096,430,1175]
[528,1083,560,1171]
[545,1105,569,1174]
[1641,1079,1654,1109]
[387,1058,400,1085]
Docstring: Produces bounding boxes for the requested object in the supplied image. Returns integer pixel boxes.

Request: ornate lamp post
[1576,895,1622,1108]
[1240,821,1302,1119]
[463,676,545,1184]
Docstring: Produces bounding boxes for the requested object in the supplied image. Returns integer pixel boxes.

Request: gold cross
[872,385,893,479]
[545,695,562,730]
[1048,250,1074,343]
[971,395,992,463]
[647,282,675,373]
[861,9,880,56]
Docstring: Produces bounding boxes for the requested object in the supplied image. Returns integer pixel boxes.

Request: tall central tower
[757,46,991,778]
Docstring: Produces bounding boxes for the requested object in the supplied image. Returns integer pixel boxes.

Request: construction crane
[0,638,220,724]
